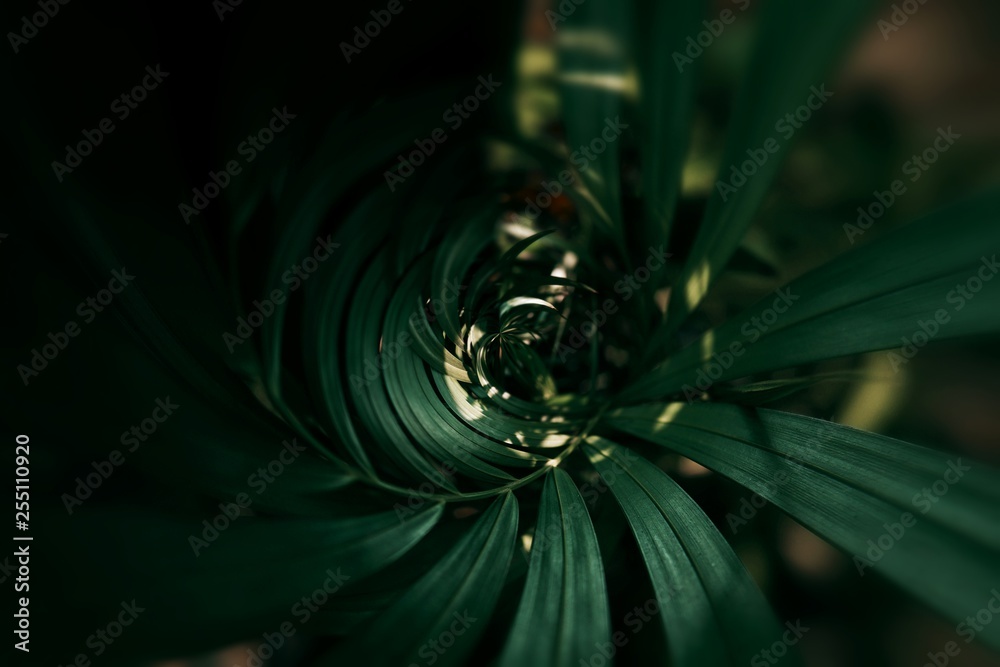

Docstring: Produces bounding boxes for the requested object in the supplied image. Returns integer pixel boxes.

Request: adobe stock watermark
[340,0,415,63]
[394,461,457,522]
[179,106,296,224]
[524,449,639,564]
[878,0,931,40]
[672,0,751,72]
[750,620,809,667]
[241,568,352,667]
[222,235,340,352]
[7,0,72,54]
[580,448,639,506]
[0,555,16,585]
[213,0,244,21]
[681,287,800,402]
[520,116,630,220]
[579,594,676,667]
[843,126,960,244]
[349,278,465,388]
[407,611,477,667]
[55,600,145,667]
[853,459,970,576]
[383,75,502,192]
[715,85,833,203]
[61,397,180,514]
[12,546,29,653]
[527,467,614,563]
[921,589,1000,667]
[726,468,790,534]
[885,254,998,372]
[544,0,586,30]
[51,65,169,182]
[188,439,307,556]
[552,245,671,363]
[16,268,135,386]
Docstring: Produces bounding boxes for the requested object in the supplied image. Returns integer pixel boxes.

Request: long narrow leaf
[499,469,610,666]
[609,402,1000,651]
[585,437,798,666]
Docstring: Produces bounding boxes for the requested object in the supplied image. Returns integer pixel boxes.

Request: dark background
[3,1,1000,666]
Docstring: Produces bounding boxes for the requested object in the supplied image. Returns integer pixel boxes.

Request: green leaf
[585,437,798,666]
[635,0,704,260]
[261,87,465,397]
[434,208,500,344]
[306,193,391,477]
[433,371,574,450]
[709,371,868,406]
[320,493,520,667]
[609,402,1000,651]
[466,229,561,329]
[499,469,610,667]
[653,0,871,352]
[46,503,443,660]
[557,1,632,253]
[501,337,558,401]
[345,250,479,484]
[623,192,1000,402]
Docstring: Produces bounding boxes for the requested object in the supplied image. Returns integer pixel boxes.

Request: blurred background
[4,0,1000,665]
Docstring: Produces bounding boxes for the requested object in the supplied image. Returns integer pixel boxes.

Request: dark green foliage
[7,1,1000,666]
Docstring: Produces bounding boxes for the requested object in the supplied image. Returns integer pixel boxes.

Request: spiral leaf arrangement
[17,0,1000,666]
